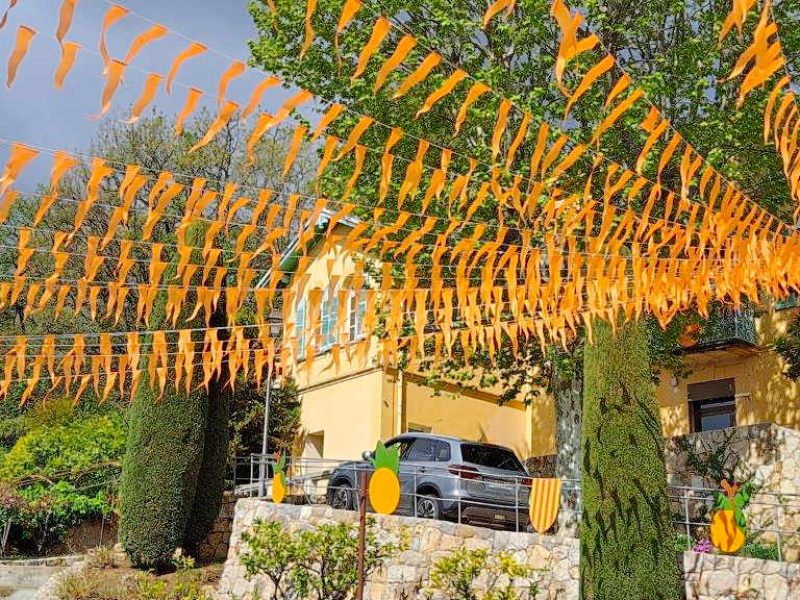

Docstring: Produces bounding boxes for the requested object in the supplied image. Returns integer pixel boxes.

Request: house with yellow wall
[276,215,800,463]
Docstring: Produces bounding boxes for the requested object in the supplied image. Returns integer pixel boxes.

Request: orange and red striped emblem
[528,478,562,534]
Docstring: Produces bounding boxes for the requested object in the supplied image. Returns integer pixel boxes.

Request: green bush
[119,380,207,570]
[0,412,124,553]
[741,542,780,561]
[580,320,681,600]
[424,547,540,600]
[240,518,404,599]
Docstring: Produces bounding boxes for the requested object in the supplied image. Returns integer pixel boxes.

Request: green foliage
[424,547,540,600]
[370,440,399,473]
[228,378,302,459]
[119,380,207,570]
[240,518,404,600]
[774,313,800,380]
[713,482,754,532]
[580,319,680,600]
[0,411,124,553]
[740,541,780,561]
[674,534,694,553]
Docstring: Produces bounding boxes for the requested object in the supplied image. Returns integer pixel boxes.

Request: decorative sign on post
[709,480,748,554]
[272,453,287,504]
[367,441,400,515]
[529,478,562,533]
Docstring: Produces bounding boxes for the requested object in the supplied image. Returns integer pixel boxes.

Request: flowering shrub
[692,539,713,554]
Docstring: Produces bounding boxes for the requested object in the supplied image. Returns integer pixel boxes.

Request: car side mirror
[362,450,373,461]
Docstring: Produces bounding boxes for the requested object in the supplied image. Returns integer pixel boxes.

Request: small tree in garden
[240,518,405,600]
[424,547,540,600]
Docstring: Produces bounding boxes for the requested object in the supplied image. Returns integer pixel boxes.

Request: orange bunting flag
[353,17,392,81]
[416,69,468,118]
[311,103,345,140]
[190,100,239,152]
[124,73,162,123]
[282,125,308,177]
[592,89,644,145]
[337,115,373,159]
[301,0,318,57]
[380,127,403,201]
[96,59,127,118]
[719,0,757,43]
[175,87,204,135]
[0,143,39,199]
[374,35,416,92]
[56,0,78,45]
[394,52,442,98]
[336,0,363,61]
[551,0,599,95]
[73,159,113,233]
[217,60,246,107]
[54,41,80,89]
[166,41,207,94]
[0,0,19,31]
[99,5,129,73]
[242,76,279,120]
[123,24,168,65]
[506,111,532,170]
[564,54,614,118]
[483,0,516,28]
[491,99,513,159]
[34,150,78,226]
[7,25,36,88]
[455,82,491,133]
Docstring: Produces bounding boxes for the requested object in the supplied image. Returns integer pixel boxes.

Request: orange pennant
[54,41,80,90]
[96,59,127,117]
[175,87,204,135]
[374,35,417,92]
[310,103,345,141]
[394,52,441,98]
[7,25,36,88]
[416,69,468,118]
[123,24,167,65]
[483,0,515,28]
[242,76,279,120]
[124,72,162,124]
[455,82,491,133]
[352,17,392,81]
[0,0,19,31]
[491,99,513,159]
[166,41,207,94]
[301,0,319,57]
[0,143,39,199]
[99,5,129,72]
[56,0,78,45]
[190,100,239,152]
[336,0,363,62]
[34,150,78,226]
[217,60,246,106]
[564,54,614,118]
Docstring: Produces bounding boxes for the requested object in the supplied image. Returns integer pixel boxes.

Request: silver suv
[326,433,532,530]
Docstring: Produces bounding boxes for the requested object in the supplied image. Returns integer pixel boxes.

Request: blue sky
[0,0,293,185]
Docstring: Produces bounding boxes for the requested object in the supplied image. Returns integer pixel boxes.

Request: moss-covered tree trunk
[580,319,680,600]
[119,380,208,569]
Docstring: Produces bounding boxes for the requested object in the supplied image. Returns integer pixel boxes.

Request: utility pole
[355,469,368,600]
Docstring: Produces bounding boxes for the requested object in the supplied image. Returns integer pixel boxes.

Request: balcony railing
[687,306,757,350]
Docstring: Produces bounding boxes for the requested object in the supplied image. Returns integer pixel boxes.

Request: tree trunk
[552,359,582,533]
[580,319,680,600]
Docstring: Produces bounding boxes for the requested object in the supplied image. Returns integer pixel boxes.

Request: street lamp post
[258,313,282,498]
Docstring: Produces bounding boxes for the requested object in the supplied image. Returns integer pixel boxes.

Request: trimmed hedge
[580,320,680,600]
[183,374,231,553]
[119,379,208,569]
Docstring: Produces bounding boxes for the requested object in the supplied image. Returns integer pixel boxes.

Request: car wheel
[416,493,440,520]
[329,480,355,510]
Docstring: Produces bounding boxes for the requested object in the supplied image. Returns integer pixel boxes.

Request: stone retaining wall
[680,551,800,599]
[217,500,579,599]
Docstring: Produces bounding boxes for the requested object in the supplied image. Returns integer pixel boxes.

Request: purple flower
[693,539,713,554]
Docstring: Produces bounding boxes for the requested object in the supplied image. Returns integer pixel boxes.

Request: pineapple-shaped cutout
[709,480,748,554]
[368,441,400,515]
[272,453,287,504]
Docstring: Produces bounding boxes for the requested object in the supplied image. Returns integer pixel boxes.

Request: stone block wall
[195,491,239,562]
[680,552,800,599]
[217,500,579,599]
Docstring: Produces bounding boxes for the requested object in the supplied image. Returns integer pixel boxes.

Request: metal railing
[236,454,800,558]
[692,306,757,349]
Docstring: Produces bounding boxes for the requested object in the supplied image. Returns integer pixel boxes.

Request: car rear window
[460,444,525,473]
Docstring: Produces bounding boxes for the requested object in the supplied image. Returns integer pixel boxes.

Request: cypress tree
[580,319,680,600]
[119,379,208,570]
